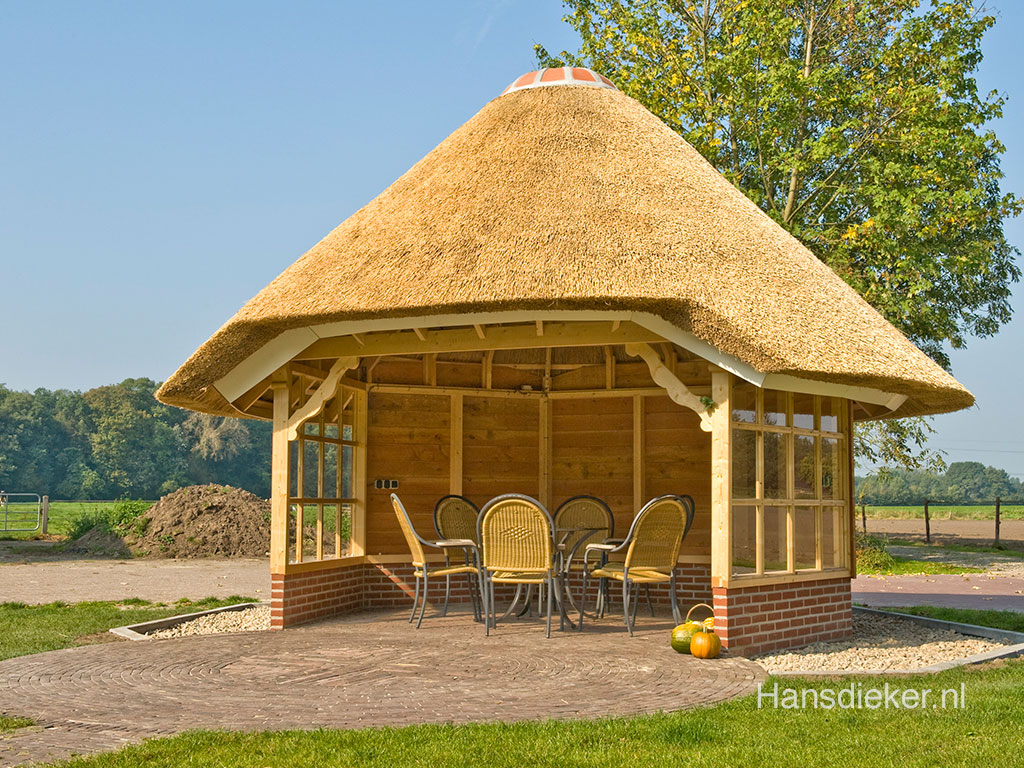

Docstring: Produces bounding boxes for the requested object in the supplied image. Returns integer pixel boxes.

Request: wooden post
[710,370,732,588]
[450,393,463,496]
[538,396,552,508]
[270,378,291,572]
[861,504,867,533]
[995,496,1001,546]
[349,388,368,557]
[41,495,49,534]
[924,498,930,544]
[632,394,645,512]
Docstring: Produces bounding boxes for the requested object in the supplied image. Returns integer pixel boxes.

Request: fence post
[41,495,49,534]
[924,498,930,544]
[995,496,1001,547]
[861,504,867,532]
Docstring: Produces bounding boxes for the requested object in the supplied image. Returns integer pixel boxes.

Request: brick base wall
[712,577,852,656]
[272,562,714,630]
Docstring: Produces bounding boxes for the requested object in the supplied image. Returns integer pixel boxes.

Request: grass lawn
[879,606,1024,634]
[855,557,983,576]
[40,661,1024,767]
[0,501,152,541]
[0,714,34,733]
[885,538,1024,559]
[0,596,255,661]
[861,504,1024,520]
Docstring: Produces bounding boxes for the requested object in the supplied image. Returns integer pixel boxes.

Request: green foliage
[0,715,34,733]
[855,531,897,571]
[0,597,257,662]
[881,606,1024,633]
[856,461,1024,505]
[64,509,112,540]
[0,379,271,500]
[38,662,1024,768]
[538,0,1020,469]
[107,498,152,533]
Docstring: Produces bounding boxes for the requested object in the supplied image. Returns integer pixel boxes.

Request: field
[0,501,140,540]
[861,504,1024,520]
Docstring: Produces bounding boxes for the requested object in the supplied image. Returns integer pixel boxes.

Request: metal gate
[0,492,41,532]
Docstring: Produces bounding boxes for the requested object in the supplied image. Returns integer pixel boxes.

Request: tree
[537,0,1020,469]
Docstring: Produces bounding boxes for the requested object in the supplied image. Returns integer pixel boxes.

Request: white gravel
[754,613,1006,673]
[149,605,270,638]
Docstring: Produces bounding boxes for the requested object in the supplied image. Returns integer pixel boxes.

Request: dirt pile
[127,484,270,558]
[63,526,131,558]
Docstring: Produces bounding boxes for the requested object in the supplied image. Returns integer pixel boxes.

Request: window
[730,384,849,577]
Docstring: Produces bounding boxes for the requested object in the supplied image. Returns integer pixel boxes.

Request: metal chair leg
[409,573,421,623]
[578,567,587,632]
[469,572,481,622]
[442,574,451,617]
[669,573,682,624]
[623,580,633,636]
[631,581,640,628]
[546,575,553,638]
[645,584,655,617]
[416,573,429,629]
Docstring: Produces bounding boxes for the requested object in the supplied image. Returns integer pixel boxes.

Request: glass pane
[762,390,788,427]
[822,508,844,568]
[794,506,817,569]
[303,440,320,498]
[342,444,353,499]
[763,431,788,500]
[764,505,789,572]
[793,392,815,430]
[794,435,816,499]
[732,380,757,423]
[323,423,339,440]
[820,397,841,433]
[303,421,320,437]
[732,429,757,499]
[821,437,842,500]
[731,505,757,574]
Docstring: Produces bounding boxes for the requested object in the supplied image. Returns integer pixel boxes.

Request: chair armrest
[434,538,477,549]
[585,543,616,552]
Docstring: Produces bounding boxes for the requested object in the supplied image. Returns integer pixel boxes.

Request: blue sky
[0,1,1021,476]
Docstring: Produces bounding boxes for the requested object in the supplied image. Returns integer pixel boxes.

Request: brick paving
[0,609,764,767]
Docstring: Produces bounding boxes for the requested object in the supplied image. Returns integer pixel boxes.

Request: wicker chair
[391,494,481,628]
[478,494,560,638]
[553,495,613,611]
[433,494,482,620]
[579,494,695,635]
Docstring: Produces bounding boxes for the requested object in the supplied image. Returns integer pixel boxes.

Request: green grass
[42,661,1024,767]
[0,501,150,541]
[0,596,255,661]
[861,504,1024,520]
[856,558,984,576]
[885,538,1024,559]
[879,606,1024,634]
[0,714,34,733]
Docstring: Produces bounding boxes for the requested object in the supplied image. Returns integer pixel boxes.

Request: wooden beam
[424,354,437,386]
[234,376,272,412]
[632,394,644,512]
[482,350,494,389]
[710,371,731,588]
[295,321,664,360]
[473,324,486,339]
[604,346,615,390]
[536,319,544,336]
[289,362,329,381]
[539,397,552,507]
[285,356,359,441]
[611,319,621,333]
[413,328,427,341]
[269,378,290,574]
[450,393,463,496]
[626,342,713,431]
[350,332,365,347]
[349,387,368,557]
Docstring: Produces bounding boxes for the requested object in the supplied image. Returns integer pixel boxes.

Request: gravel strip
[149,606,270,638]
[754,613,1005,673]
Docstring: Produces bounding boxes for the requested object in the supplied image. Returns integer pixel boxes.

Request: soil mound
[127,484,270,558]
[63,526,132,558]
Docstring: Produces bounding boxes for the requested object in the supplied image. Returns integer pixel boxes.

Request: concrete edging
[769,606,1024,677]
[109,602,260,641]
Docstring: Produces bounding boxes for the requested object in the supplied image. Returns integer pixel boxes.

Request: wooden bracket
[285,356,359,441]
[625,342,713,432]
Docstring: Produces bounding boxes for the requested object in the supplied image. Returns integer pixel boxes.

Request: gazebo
[156,67,973,655]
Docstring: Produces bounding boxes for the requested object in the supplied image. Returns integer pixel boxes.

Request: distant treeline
[0,379,270,499]
[855,462,1024,506]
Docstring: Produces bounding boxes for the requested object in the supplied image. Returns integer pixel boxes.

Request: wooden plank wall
[365,392,450,555]
[462,396,540,502]
[643,395,711,557]
[551,397,634,530]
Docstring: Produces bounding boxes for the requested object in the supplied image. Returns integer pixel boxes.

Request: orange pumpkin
[689,628,722,659]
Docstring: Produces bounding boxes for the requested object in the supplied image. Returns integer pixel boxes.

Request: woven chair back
[434,495,480,545]
[479,495,553,574]
[554,495,613,557]
[391,494,426,567]
[624,495,692,572]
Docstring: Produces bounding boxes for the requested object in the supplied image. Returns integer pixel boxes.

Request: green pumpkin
[670,621,703,654]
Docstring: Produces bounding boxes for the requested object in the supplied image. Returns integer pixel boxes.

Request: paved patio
[0,608,764,767]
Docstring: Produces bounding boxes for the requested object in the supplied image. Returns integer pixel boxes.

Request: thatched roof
[157,68,972,420]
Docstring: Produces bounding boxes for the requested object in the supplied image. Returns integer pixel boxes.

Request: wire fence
[857,497,1024,546]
